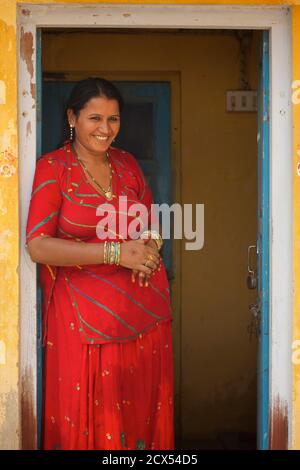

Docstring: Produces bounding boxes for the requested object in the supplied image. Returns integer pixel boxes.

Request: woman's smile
[68,96,121,159]
[94,135,109,141]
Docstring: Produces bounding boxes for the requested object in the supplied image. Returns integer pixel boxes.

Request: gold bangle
[104,241,108,264]
[152,238,163,251]
[116,242,121,266]
[109,242,115,265]
[140,230,163,251]
[106,241,110,264]
[112,242,116,265]
[108,242,113,264]
[115,242,118,265]
[104,241,121,265]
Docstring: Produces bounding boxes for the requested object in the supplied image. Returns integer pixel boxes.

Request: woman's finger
[143,252,160,269]
[144,273,151,287]
[145,249,160,264]
[145,260,158,271]
[133,269,151,287]
[138,271,146,287]
[137,264,152,277]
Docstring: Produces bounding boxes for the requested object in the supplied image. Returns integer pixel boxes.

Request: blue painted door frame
[257,30,270,450]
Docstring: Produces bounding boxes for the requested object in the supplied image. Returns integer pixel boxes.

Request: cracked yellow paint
[0,0,19,451]
[0,81,6,104]
[0,0,300,450]
[0,341,6,365]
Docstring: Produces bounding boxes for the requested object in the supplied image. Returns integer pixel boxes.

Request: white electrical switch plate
[226,90,257,112]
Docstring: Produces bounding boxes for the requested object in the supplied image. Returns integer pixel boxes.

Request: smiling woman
[25,77,174,450]
[68,94,121,201]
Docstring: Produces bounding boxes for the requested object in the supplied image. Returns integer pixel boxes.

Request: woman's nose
[98,119,110,134]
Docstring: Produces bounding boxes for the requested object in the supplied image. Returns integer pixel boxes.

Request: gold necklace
[76,151,113,201]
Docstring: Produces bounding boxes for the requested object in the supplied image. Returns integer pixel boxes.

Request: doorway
[18,4,293,451]
[40,27,258,449]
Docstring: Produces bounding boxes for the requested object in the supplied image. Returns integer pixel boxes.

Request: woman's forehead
[82,96,120,114]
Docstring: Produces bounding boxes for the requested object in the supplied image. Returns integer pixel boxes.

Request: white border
[17,3,293,449]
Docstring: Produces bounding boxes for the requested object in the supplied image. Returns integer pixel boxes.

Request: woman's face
[68,96,121,156]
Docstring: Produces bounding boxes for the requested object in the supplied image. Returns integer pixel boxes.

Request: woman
[26,78,174,450]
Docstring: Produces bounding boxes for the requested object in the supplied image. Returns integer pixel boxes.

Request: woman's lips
[94,135,109,141]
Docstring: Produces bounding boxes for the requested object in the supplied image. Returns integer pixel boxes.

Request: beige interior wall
[43,30,258,442]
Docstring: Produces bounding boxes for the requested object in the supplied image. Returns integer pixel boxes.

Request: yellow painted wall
[0,0,19,450]
[0,0,299,450]
[42,28,259,443]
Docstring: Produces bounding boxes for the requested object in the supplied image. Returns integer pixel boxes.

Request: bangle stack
[104,241,121,265]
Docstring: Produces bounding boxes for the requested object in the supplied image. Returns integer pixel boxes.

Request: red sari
[26,143,174,450]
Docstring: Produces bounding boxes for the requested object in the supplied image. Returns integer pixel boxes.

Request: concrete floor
[176,432,256,450]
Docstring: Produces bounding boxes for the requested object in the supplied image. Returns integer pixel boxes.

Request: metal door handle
[247,244,257,290]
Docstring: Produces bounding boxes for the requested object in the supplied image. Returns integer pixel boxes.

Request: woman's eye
[89,116,119,123]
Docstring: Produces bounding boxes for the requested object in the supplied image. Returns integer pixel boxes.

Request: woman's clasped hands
[119,238,161,287]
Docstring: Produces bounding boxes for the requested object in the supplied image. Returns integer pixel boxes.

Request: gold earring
[69,124,74,141]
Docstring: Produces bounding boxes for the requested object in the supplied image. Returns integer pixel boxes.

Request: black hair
[59,77,124,147]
